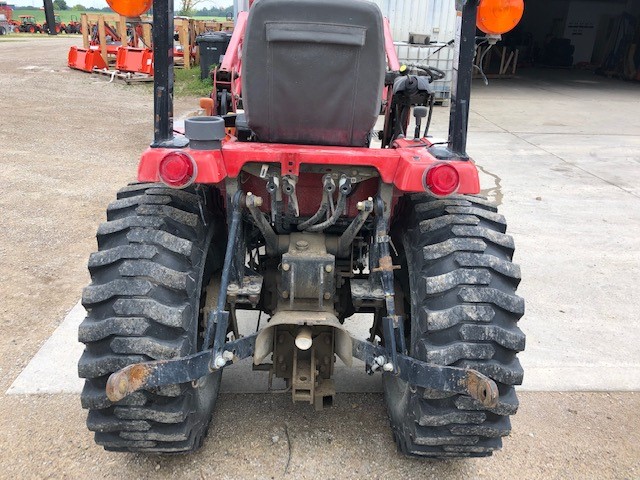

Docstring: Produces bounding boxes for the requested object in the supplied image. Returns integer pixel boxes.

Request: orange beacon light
[476,0,524,35]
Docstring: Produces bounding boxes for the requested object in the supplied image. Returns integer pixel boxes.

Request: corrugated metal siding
[370,0,429,42]
[424,0,457,43]
[371,0,456,43]
[235,0,457,45]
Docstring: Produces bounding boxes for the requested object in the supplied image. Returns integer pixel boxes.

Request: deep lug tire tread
[79,183,224,453]
[384,194,525,458]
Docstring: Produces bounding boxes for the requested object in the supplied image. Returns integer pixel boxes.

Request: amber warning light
[477,0,524,35]
[107,0,152,18]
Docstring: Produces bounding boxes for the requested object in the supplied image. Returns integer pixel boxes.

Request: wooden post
[118,15,127,47]
[177,19,189,68]
[501,51,514,75]
[98,15,107,66]
[183,20,190,68]
[81,13,89,49]
[142,23,152,48]
[194,21,201,65]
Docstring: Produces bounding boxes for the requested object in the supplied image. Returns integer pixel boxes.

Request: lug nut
[323,292,331,300]
[282,263,290,271]
[325,264,333,273]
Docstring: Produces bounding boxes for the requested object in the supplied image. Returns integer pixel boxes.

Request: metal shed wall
[234,0,457,45]
[371,0,457,43]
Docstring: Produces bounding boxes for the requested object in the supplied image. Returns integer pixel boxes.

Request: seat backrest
[241,0,385,147]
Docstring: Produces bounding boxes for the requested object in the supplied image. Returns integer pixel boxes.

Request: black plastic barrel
[196,32,233,80]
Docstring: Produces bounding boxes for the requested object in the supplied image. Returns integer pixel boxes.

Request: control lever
[282,176,299,217]
[413,106,428,140]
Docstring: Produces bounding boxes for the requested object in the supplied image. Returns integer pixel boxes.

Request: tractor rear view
[78,0,526,458]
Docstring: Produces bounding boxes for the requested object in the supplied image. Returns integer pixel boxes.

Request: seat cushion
[242,0,385,147]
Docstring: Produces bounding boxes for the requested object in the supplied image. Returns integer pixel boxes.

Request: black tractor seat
[241,0,386,147]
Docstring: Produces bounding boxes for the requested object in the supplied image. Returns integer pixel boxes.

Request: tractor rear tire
[79,183,226,453]
[384,194,525,458]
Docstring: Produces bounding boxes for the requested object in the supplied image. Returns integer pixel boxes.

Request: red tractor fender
[137,139,480,195]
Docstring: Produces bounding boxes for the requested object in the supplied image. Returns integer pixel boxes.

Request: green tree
[53,0,69,10]
[72,4,85,10]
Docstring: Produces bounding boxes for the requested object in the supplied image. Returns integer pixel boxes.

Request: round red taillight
[158,152,196,188]
[424,163,460,197]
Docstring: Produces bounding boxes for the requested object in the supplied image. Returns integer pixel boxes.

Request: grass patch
[191,16,226,21]
[174,67,212,98]
[11,8,94,24]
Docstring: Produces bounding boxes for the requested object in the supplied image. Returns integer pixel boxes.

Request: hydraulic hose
[297,192,330,231]
[305,192,347,232]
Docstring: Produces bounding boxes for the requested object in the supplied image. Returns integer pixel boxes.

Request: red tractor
[43,14,67,34]
[79,0,525,458]
[66,15,81,34]
[18,15,42,33]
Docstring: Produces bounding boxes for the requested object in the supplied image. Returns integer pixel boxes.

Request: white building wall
[370,0,457,43]
[234,0,458,45]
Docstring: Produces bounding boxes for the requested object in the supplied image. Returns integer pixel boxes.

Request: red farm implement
[68,46,107,72]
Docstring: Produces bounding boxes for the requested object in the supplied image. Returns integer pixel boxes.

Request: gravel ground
[0,36,638,480]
